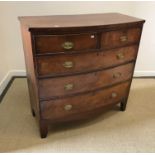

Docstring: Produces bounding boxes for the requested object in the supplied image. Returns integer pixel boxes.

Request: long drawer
[36,45,138,77]
[38,62,134,99]
[40,81,130,120]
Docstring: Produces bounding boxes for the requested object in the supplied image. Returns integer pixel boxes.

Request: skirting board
[133,71,155,77]
[0,70,26,96]
[0,70,155,99]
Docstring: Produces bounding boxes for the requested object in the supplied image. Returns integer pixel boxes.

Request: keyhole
[91,35,95,39]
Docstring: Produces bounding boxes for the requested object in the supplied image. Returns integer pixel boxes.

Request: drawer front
[39,63,134,99]
[34,33,97,54]
[36,45,138,77]
[101,28,141,49]
[41,81,130,120]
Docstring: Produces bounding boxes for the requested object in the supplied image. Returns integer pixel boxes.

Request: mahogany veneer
[19,13,145,138]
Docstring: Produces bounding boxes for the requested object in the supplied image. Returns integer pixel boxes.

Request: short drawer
[39,62,134,99]
[101,27,141,49]
[34,33,97,54]
[41,81,130,120]
[36,45,138,77]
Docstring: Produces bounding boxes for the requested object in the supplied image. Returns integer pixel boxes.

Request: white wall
[0,1,133,71]
[0,1,154,95]
[0,12,10,94]
[128,2,155,76]
[0,29,9,81]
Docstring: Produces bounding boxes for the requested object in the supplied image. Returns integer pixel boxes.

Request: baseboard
[133,71,155,77]
[0,70,26,99]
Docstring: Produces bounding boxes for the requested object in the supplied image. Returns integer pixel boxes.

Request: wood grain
[36,45,138,77]
[41,82,130,120]
[39,63,134,99]
[18,13,145,29]
[101,27,141,49]
[35,33,97,53]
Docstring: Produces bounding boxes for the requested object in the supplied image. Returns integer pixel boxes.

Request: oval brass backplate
[63,61,74,68]
[117,53,124,60]
[64,83,74,90]
[113,72,122,79]
[62,41,74,50]
[120,36,128,42]
[111,92,117,98]
[64,104,73,111]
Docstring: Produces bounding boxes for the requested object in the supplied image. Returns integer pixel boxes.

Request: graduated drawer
[34,33,97,54]
[39,62,134,99]
[41,81,130,120]
[36,45,138,77]
[101,27,141,49]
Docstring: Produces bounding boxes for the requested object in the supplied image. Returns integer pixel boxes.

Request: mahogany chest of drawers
[19,13,145,138]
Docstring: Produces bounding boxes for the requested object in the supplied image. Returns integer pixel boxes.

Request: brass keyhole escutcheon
[62,41,74,50]
[90,34,95,38]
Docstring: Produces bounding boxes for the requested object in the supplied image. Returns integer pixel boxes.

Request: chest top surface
[19,13,145,30]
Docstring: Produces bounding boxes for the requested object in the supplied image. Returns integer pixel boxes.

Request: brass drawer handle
[64,83,74,90]
[117,53,124,60]
[62,41,74,50]
[111,92,117,98]
[64,104,73,111]
[63,61,74,68]
[120,35,128,42]
[113,72,122,79]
